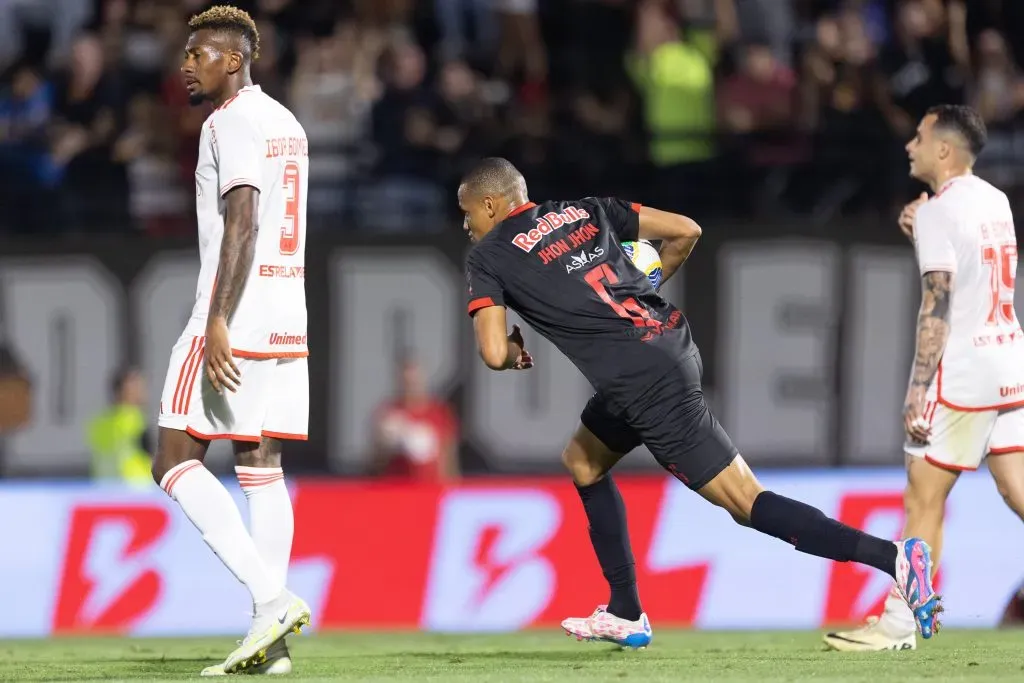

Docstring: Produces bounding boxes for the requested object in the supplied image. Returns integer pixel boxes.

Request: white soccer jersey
[186,84,308,358]
[913,174,1024,409]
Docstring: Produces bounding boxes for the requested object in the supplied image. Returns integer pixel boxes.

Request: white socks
[160,460,280,605]
[879,584,917,636]
[235,466,294,592]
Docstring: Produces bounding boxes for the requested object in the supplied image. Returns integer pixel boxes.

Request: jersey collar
[506,202,536,218]
[935,172,971,196]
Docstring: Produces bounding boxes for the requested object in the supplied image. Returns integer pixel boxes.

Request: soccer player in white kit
[826,105,1024,650]
[151,6,310,675]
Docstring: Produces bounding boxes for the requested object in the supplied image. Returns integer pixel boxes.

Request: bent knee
[698,456,764,523]
[903,483,949,519]
[995,480,1024,517]
[562,446,606,487]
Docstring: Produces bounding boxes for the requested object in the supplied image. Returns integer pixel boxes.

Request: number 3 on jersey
[982,243,1018,325]
[279,161,301,255]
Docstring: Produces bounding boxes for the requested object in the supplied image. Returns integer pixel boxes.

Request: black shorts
[579,352,737,490]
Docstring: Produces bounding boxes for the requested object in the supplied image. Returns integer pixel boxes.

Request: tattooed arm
[204,185,259,392]
[209,186,259,320]
[904,271,953,441]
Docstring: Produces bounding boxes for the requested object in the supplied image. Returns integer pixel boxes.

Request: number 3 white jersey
[913,174,1024,409]
[186,84,308,359]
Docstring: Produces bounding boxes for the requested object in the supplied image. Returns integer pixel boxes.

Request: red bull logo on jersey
[512,206,590,252]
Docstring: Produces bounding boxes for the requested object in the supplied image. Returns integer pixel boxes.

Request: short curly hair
[188,5,260,62]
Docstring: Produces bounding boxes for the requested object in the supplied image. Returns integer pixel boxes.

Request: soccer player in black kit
[460,158,943,648]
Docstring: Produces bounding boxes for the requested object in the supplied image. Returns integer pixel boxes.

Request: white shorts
[905,391,1024,471]
[157,334,309,442]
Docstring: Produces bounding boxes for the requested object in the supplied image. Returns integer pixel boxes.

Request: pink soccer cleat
[561,605,653,649]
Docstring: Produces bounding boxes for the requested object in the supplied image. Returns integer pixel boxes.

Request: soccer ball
[621,240,662,290]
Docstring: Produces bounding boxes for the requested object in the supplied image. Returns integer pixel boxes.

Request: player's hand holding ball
[899,192,929,241]
[205,316,241,393]
[508,324,534,370]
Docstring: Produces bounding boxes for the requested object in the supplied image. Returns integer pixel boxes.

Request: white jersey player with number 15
[152,6,311,678]
[825,105,1024,653]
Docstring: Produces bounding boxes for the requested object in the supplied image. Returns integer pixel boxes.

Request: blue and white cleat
[561,605,653,649]
[895,538,943,639]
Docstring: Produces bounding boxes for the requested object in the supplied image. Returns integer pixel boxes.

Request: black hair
[926,104,987,158]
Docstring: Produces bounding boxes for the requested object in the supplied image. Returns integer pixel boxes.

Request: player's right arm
[205,108,264,392]
[904,201,956,442]
[465,249,534,371]
[637,206,702,283]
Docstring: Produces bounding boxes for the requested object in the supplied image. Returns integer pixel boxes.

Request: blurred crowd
[0,0,1022,236]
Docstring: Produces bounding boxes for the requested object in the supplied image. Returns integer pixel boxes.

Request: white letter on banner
[331,250,459,472]
[422,489,559,631]
[718,243,838,464]
[0,259,121,473]
[843,247,917,464]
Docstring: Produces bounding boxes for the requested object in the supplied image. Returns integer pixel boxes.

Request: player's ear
[226,50,244,75]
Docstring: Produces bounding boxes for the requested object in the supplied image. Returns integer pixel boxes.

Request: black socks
[575,475,642,621]
[750,491,898,578]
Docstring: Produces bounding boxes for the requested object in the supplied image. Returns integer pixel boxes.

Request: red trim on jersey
[216,87,253,111]
[261,430,309,441]
[989,446,1024,455]
[507,202,536,218]
[185,426,261,443]
[468,297,496,315]
[936,362,1024,412]
[630,202,642,213]
[232,349,309,359]
[931,175,968,201]
[923,454,977,472]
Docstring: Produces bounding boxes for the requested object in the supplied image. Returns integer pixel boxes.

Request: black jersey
[465,197,698,405]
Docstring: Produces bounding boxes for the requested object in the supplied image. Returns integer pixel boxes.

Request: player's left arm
[638,206,703,284]
[205,108,264,392]
[466,249,533,371]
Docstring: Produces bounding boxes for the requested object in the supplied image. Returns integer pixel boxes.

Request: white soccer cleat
[201,639,293,676]
[823,616,917,652]
[561,605,653,649]
[221,591,310,674]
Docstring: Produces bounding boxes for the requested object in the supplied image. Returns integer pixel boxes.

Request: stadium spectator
[370,358,460,483]
[362,38,446,233]
[0,59,58,234]
[0,336,31,435]
[717,40,803,214]
[971,29,1024,126]
[290,23,384,222]
[86,366,152,487]
[49,31,131,232]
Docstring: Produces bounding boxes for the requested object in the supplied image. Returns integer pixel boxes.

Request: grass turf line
[1,630,1022,682]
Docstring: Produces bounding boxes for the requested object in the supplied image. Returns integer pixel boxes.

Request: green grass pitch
[2,630,1022,682]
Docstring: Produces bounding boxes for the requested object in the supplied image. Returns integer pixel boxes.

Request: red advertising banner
[2,471,1019,637]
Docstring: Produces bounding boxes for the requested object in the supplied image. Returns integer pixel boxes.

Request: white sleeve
[914,203,958,274]
[211,108,263,197]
